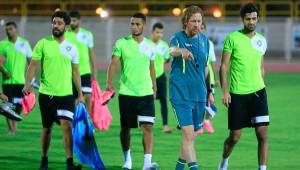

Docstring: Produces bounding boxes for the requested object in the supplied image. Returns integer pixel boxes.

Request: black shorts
[156,73,167,100]
[39,93,75,128]
[228,88,270,130]
[73,74,92,98]
[2,84,24,105]
[119,94,155,128]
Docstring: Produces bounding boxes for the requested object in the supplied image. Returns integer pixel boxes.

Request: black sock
[40,156,48,167]
[66,157,73,166]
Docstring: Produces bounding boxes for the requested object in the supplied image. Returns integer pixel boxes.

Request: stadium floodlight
[141,7,149,15]
[96,7,103,15]
[100,10,109,18]
[213,9,222,18]
[172,8,181,16]
[0,19,5,26]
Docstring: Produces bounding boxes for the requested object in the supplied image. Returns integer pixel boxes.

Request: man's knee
[228,131,241,145]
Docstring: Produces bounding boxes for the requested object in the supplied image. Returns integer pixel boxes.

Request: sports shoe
[203,120,214,133]
[0,103,22,121]
[30,78,40,89]
[143,162,159,170]
[66,164,82,170]
[205,105,217,118]
[197,128,204,134]
[39,157,48,170]
[101,90,115,105]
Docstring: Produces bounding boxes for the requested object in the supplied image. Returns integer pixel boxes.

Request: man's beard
[52,29,64,38]
[70,24,78,30]
[244,25,256,33]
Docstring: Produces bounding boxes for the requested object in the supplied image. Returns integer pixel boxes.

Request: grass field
[0,71,299,170]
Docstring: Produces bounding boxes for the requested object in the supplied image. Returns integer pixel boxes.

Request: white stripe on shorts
[138,115,155,123]
[82,87,92,93]
[251,115,270,124]
[57,109,74,120]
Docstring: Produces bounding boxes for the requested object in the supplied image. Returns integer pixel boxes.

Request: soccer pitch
[0,71,299,170]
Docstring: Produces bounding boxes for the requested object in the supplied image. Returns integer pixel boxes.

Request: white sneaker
[0,103,22,121]
[218,162,228,170]
[122,162,132,170]
[143,162,159,170]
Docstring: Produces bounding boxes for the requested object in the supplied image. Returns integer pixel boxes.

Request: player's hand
[106,82,115,91]
[181,48,194,60]
[0,93,8,102]
[153,86,157,99]
[222,92,231,108]
[22,83,32,95]
[78,94,85,103]
[207,92,214,106]
[3,71,11,79]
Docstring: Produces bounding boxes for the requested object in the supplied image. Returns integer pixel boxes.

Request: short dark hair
[5,21,17,28]
[131,12,146,22]
[51,11,70,25]
[69,10,81,19]
[152,22,164,31]
[240,3,259,18]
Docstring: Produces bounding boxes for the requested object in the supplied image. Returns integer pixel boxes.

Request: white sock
[123,150,132,168]
[259,165,267,170]
[220,157,229,168]
[143,154,152,169]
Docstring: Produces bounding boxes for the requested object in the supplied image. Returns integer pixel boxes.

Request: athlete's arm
[150,60,157,98]
[89,47,97,80]
[0,92,8,102]
[220,51,231,108]
[106,56,119,91]
[72,63,84,102]
[170,47,194,60]
[23,60,40,94]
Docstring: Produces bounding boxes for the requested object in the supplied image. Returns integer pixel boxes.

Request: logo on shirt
[257,40,262,47]
[185,43,192,47]
[66,46,72,51]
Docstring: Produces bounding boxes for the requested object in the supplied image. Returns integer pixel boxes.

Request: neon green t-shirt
[208,40,216,85]
[32,35,79,96]
[65,27,93,75]
[0,37,32,84]
[153,40,170,78]
[112,35,155,96]
[223,30,267,94]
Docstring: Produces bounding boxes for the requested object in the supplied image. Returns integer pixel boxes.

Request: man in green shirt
[151,22,173,133]
[23,11,83,170]
[106,13,157,170]
[218,3,269,170]
[0,21,32,135]
[65,10,97,115]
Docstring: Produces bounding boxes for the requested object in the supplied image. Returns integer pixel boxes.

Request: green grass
[0,71,299,170]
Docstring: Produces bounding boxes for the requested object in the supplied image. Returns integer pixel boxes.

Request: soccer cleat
[197,128,204,134]
[143,162,159,170]
[30,78,40,89]
[203,120,214,133]
[101,90,115,105]
[66,164,82,170]
[0,103,22,121]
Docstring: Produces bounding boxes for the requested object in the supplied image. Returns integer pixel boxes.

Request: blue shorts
[171,100,206,131]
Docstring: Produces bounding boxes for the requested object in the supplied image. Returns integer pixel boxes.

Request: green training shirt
[0,37,32,84]
[112,35,155,96]
[32,35,79,96]
[153,40,170,78]
[223,30,267,94]
[65,27,93,75]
